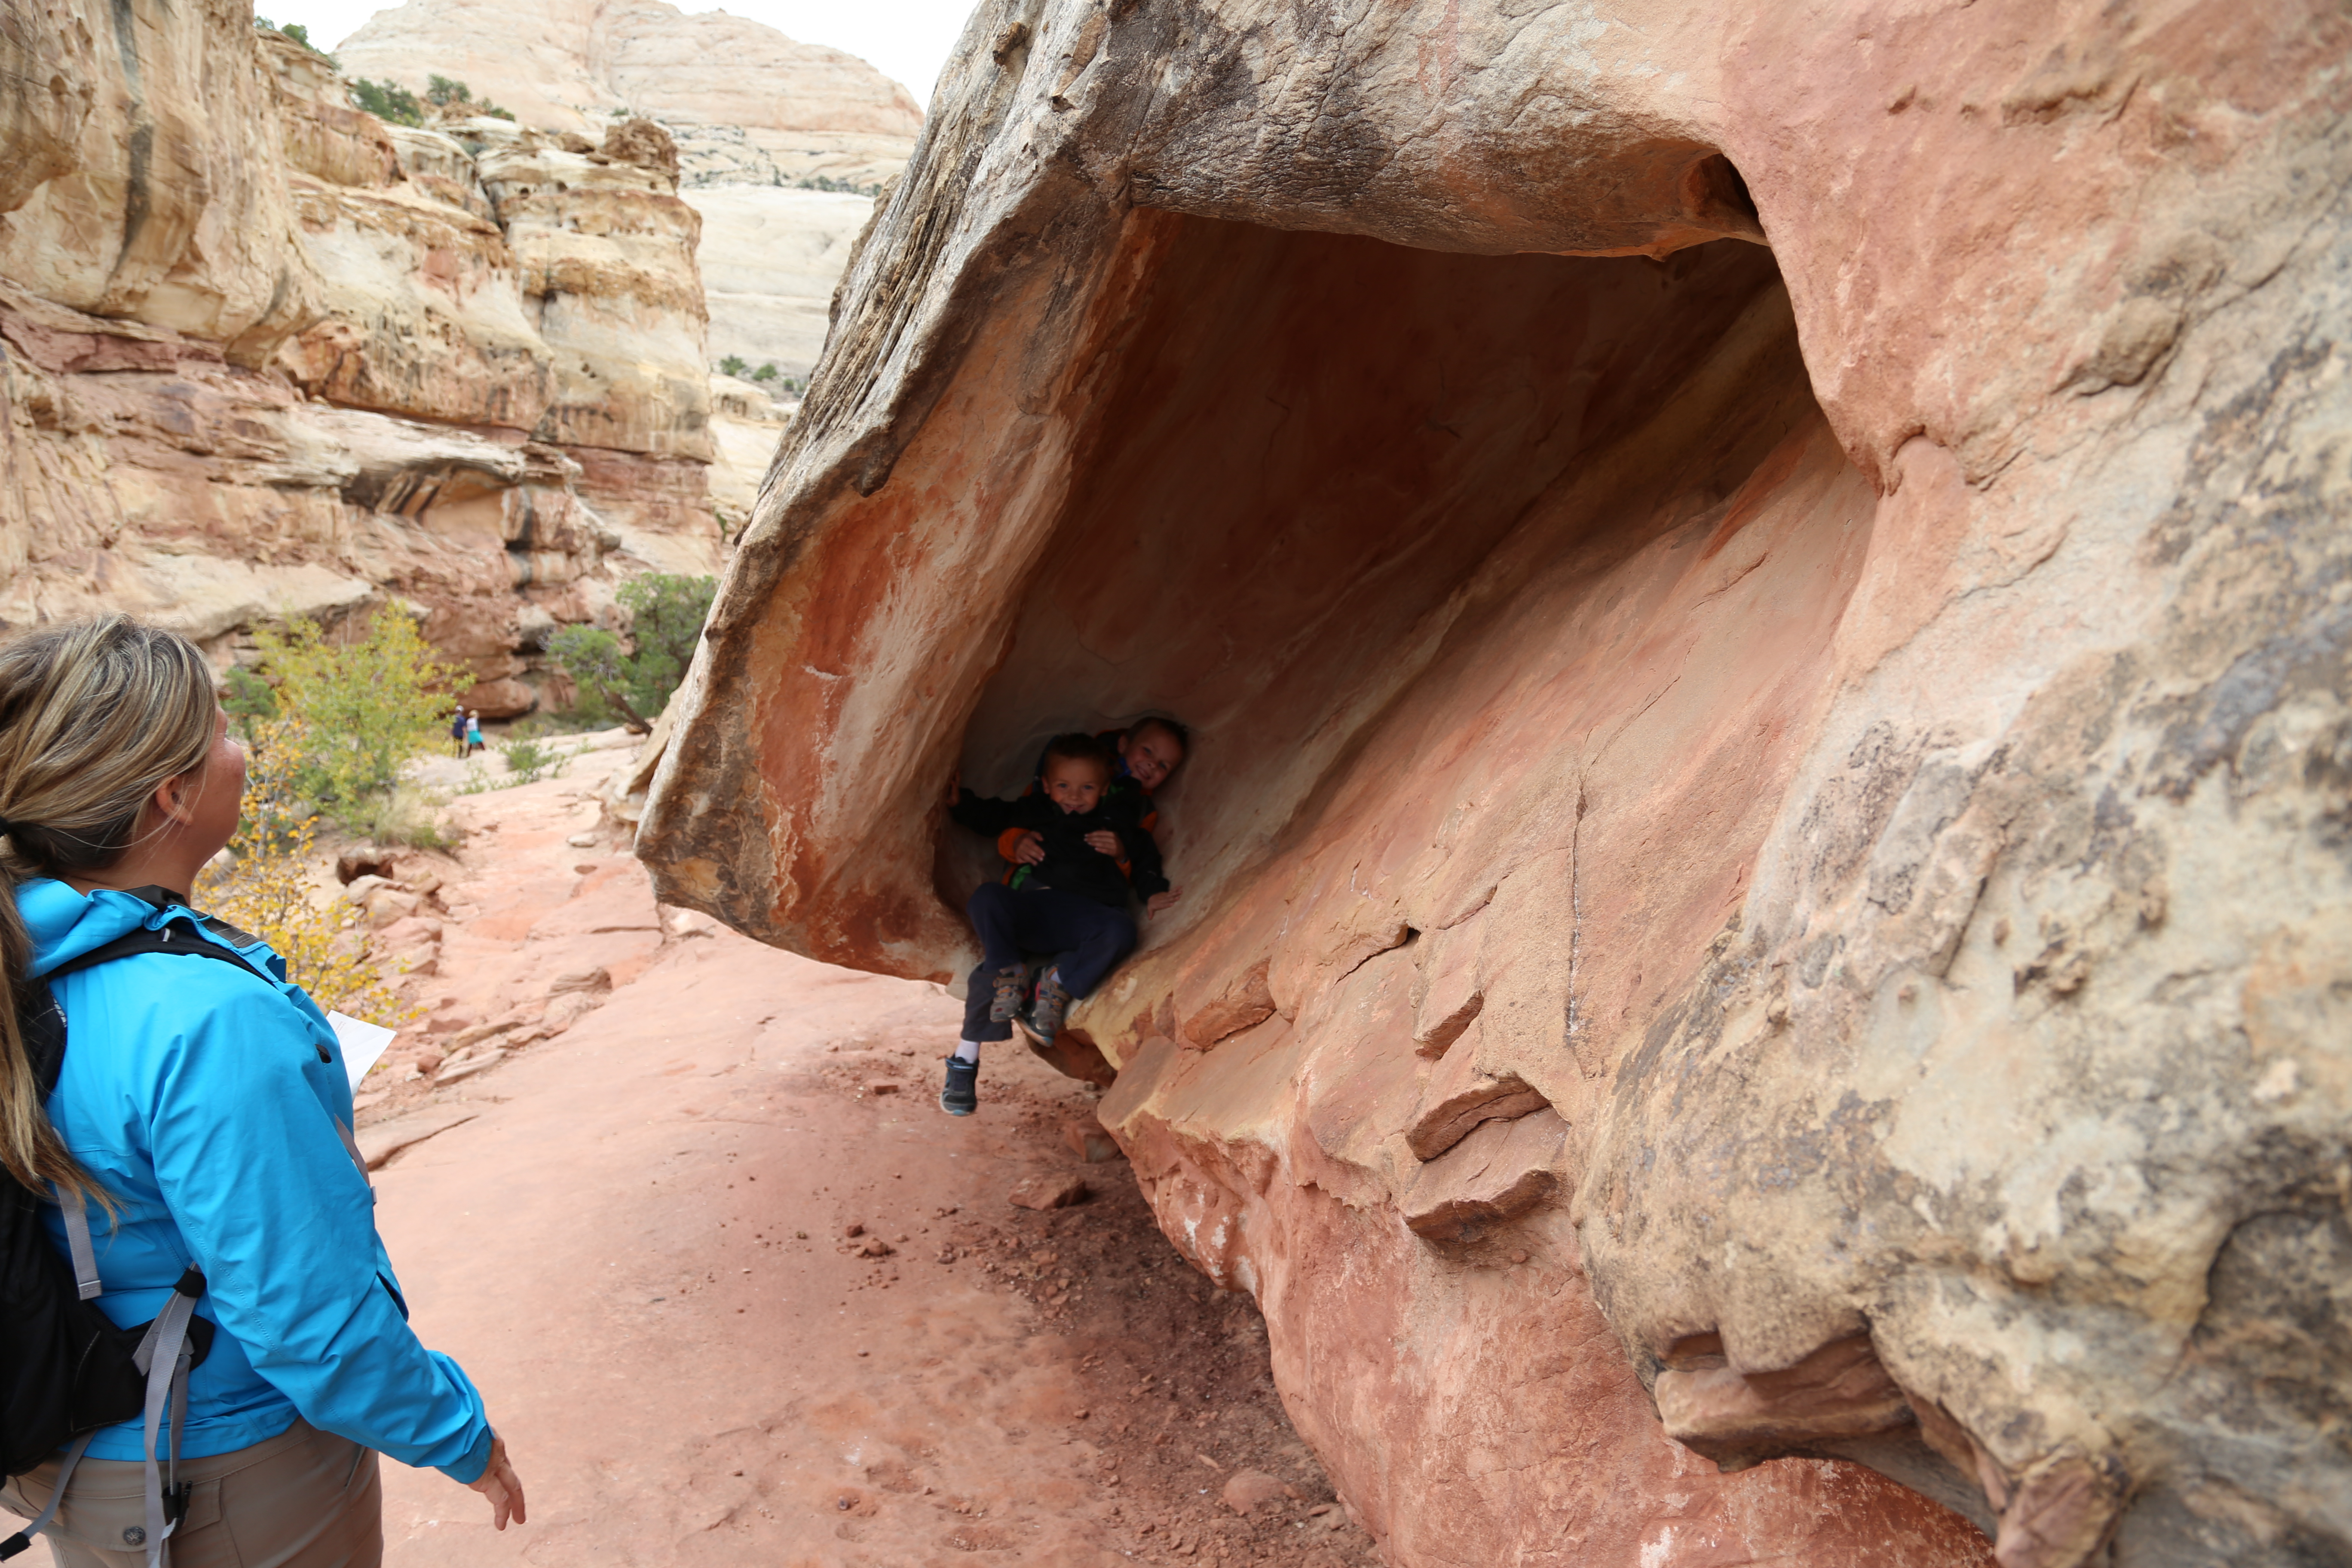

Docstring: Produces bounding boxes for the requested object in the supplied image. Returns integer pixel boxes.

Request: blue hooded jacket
[24,879,493,1480]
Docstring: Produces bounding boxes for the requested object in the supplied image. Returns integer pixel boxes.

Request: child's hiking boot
[940,1055,980,1116]
[1021,970,1072,1045]
[987,965,1027,1023]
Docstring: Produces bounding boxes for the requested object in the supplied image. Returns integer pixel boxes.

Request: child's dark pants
[960,882,1136,1041]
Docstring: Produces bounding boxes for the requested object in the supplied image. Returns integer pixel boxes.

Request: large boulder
[637,1,2352,1565]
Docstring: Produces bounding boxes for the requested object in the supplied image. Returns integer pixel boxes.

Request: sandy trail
[325,766,1374,1566]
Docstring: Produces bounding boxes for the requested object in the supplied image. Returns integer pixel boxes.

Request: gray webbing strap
[333,1118,367,1178]
[334,1118,374,1202]
[132,1287,198,1568]
[4,1430,95,1553]
[55,1187,101,1301]
[165,1344,192,1565]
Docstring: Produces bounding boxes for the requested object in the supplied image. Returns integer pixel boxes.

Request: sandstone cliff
[637,1,2352,1565]
[0,6,731,712]
[333,0,923,140]
[331,0,920,380]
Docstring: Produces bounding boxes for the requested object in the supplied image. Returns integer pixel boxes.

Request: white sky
[274,0,977,108]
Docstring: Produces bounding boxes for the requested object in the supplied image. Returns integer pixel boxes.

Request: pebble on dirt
[1009,1173,1093,1210]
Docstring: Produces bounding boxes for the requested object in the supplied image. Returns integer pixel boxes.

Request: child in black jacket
[940,732,1176,1115]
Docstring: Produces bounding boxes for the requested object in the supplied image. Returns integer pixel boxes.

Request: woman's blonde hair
[0,616,217,1200]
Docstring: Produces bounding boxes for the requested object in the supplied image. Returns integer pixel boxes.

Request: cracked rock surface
[639,0,2352,1562]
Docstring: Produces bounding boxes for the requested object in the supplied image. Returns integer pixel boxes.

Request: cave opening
[940,211,1852,956]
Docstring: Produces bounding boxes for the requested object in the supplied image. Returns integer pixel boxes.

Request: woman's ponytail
[0,616,217,1201]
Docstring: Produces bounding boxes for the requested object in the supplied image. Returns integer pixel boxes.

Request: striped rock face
[0,13,733,708]
[636,3,2352,1564]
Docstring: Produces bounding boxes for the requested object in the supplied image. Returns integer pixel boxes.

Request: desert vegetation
[202,611,469,1023]
[545,572,717,732]
[346,71,513,126]
[716,355,804,393]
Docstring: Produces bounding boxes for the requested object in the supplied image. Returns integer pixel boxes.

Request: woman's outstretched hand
[466,1434,528,1530]
[1145,890,1180,917]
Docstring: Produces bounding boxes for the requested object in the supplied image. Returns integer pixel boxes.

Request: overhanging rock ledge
[637,2,2352,1563]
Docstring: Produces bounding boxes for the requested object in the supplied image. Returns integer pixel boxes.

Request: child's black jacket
[955,790,1168,905]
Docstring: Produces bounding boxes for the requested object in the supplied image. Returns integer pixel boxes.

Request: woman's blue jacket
[25,879,493,1481]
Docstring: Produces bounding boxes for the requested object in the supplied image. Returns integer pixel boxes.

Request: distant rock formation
[333,0,921,380]
[334,0,922,139]
[638,0,2352,1565]
[0,6,732,713]
[690,188,876,381]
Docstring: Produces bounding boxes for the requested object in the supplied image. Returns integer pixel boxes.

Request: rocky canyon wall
[637,0,2352,1565]
[0,3,735,709]
[334,0,923,380]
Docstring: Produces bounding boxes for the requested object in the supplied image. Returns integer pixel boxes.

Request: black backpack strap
[20,922,268,1109]
[18,913,270,1137]
[47,919,268,986]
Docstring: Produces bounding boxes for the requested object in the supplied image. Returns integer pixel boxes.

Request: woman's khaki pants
[1,1420,380,1568]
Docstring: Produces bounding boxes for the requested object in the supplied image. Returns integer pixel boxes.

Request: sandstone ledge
[638,1,2352,1563]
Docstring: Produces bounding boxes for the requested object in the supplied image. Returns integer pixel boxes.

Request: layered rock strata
[689,189,878,382]
[0,7,727,709]
[333,0,922,377]
[333,0,924,141]
[637,0,2352,1564]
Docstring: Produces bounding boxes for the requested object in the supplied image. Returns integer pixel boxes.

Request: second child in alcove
[939,732,1178,1115]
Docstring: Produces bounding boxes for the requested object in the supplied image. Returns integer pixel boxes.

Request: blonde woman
[0,618,523,1567]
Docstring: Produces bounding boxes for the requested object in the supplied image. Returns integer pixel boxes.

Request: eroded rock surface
[0,8,726,706]
[641,0,2350,1562]
[334,0,920,382]
[333,0,923,142]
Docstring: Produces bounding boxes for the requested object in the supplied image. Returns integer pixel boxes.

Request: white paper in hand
[328,1012,396,1091]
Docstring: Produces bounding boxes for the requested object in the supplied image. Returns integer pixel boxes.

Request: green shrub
[223,665,279,742]
[545,625,628,727]
[497,737,570,784]
[424,74,513,120]
[350,77,423,127]
[545,574,716,731]
[750,363,778,383]
[250,611,466,828]
[616,572,717,712]
[255,18,328,55]
[343,782,456,850]
[718,355,747,377]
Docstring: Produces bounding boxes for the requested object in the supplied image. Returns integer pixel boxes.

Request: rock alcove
[640,2,2351,1563]
[942,217,1846,956]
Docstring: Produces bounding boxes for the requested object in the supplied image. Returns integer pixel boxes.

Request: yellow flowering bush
[197,718,420,1027]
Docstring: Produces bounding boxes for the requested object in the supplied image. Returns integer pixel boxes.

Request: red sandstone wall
[639,1,2352,1562]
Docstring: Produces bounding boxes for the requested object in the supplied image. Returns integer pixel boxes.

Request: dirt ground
[303,759,1384,1566]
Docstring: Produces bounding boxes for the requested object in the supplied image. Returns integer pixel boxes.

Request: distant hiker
[464,709,485,755]
[939,732,1178,1115]
[450,705,469,758]
[0,616,527,1566]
